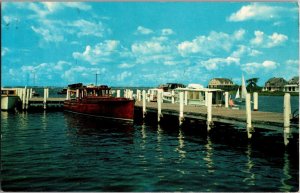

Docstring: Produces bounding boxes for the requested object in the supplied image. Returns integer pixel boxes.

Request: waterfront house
[284,76,299,92]
[262,77,287,92]
[208,78,234,91]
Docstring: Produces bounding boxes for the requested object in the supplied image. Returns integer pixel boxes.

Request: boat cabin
[66,83,112,100]
[1,88,17,96]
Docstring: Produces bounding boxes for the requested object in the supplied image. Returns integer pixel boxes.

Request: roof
[287,76,299,85]
[209,78,233,85]
[265,77,287,87]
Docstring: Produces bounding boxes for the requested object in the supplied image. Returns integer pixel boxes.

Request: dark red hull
[64,97,134,121]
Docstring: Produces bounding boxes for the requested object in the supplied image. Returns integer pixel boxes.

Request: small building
[208,78,234,90]
[263,77,287,92]
[284,76,299,92]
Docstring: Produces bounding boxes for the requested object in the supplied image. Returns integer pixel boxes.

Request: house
[263,77,287,92]
[208,78,234,90]
[284,76,299,92]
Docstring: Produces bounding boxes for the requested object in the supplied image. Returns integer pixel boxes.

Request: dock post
[205,91,208,106]
[117,90,120,97]
[66,89,70,100]
[184,91,188,105]
[147,90,150,102]
[157,90,162,122]
[43,88,47,109]
[142,90,146,118]
[25,89,30,109]
[225,92,229,108]
[207,92,213,132]
[246,93,253,139]
[171,90,175,104]
[29,88,33,99]
[253,92,258,111]
[137,90,141,101]
[283,93,291,146]
[22,88,26,110]
[76,89,79,99]
[179,92,184,125]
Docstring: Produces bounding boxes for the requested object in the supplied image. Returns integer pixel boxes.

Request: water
[1,108,299,191]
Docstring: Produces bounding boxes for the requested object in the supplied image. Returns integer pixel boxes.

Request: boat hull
[64,97,135,121]
[1,96,20,111]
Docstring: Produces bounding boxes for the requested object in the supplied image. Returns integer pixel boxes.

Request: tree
[246,78,259,92]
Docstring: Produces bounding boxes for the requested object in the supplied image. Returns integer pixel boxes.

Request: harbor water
[1,90,299,191]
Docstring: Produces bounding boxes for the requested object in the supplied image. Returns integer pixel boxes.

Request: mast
[241,74,247,99]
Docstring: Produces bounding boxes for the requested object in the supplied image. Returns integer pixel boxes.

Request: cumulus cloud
[135,26,153,35]
[68,19,107,37]
[242,60,278,74]
[228,3,283,22]
[115,71,132,81]
[178,30,244,56]
[286,59,299,65]
[231,45,262,58]
[2,47,10,56]
[161,28,174,36]
[250,30,288,48]
[31,26,64,42]
[199,57,240,71]
[118,63,135,68]
[73,40,120,65]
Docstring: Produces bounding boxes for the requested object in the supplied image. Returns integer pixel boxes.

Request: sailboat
[234,74,247,104]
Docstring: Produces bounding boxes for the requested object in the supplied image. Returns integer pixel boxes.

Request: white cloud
[115,71,132,81]
[231,45,262,58]
[54,61,71,71]
[135,26,153,35]
[31,26,64,42]
[118,63,135,68]
[242,60,278,74]
[2,47,10,56]
[68,19,107,37]
[178,30,243,56]
[286,59,299,65]
[73,40,120,65]
[199,57,240,71]
[250,30,288,48]
[161,28,174,36]
[228,3,283,22]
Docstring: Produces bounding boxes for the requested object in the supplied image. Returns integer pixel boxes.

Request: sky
[1,2,299,87]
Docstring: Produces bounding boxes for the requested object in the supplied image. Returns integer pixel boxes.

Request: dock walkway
[135,101,298,132]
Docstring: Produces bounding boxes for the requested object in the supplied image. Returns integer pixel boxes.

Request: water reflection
[243,144,255,186]
[156,124,164,162]
[280,152,292,192]
[203,136,214,173]
[176,128,186,160]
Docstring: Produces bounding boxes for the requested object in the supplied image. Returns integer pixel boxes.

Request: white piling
[29,88,33,99]
[117,90,120,98]
[283,93,291,146]
[43,88,47,109]
[157,90,162,122]
[225,92,229,108]
[205,91,208,106]
[171,90,175,104]
[142,90,146,118]
[22,88,26,110]
[25,89,30,109]
[246,93,253,139]
[179,92,184,125]
[137,90,141,101]
[184,91,188,105]
[147,90,150,102]
[253,92,258,111]
[76,89,79,99]
[207,92,212,132]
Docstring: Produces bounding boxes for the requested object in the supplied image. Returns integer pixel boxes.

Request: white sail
[241,74,247,99]
[235,88,240,99]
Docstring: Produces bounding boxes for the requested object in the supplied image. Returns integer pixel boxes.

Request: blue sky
[2,2,299,87]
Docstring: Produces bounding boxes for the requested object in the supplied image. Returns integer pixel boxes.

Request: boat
[64,83,134,121]
[158,83,186,103]
[234,74,247,104]
[175,85,224,106]
[32,90,39,97]
[1,88,21,111]
[57,88,67,95]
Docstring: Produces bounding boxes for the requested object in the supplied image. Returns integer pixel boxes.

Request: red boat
[64,83,134,121]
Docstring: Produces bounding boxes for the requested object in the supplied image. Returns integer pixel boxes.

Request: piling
[43,88,48,109]
[253,92,258,111]
[66,89,70,100]
[157,90,162,122]
[142,90,146,118]
[137,90,141,101]
[117,90,120,97]
[171,90,175,104]
[207,92,212,131]
[22,88,26,110]
[147,90,150,102]
[225,92,229,108]
[76,89,79,99]
[184,91,188,105]
[205,91,208,106]
[29,88,33,99]
[283,93,291,146]
[179,92,184,125]
[25,89,30,109]
[246,93,253,139]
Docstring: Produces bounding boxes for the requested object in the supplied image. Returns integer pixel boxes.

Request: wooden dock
[134,101,298,132]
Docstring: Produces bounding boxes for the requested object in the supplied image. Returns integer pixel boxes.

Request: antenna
[95,73,100,86]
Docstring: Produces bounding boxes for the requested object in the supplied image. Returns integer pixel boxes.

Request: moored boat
[1,88,21,111]
[64,83,134,121]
